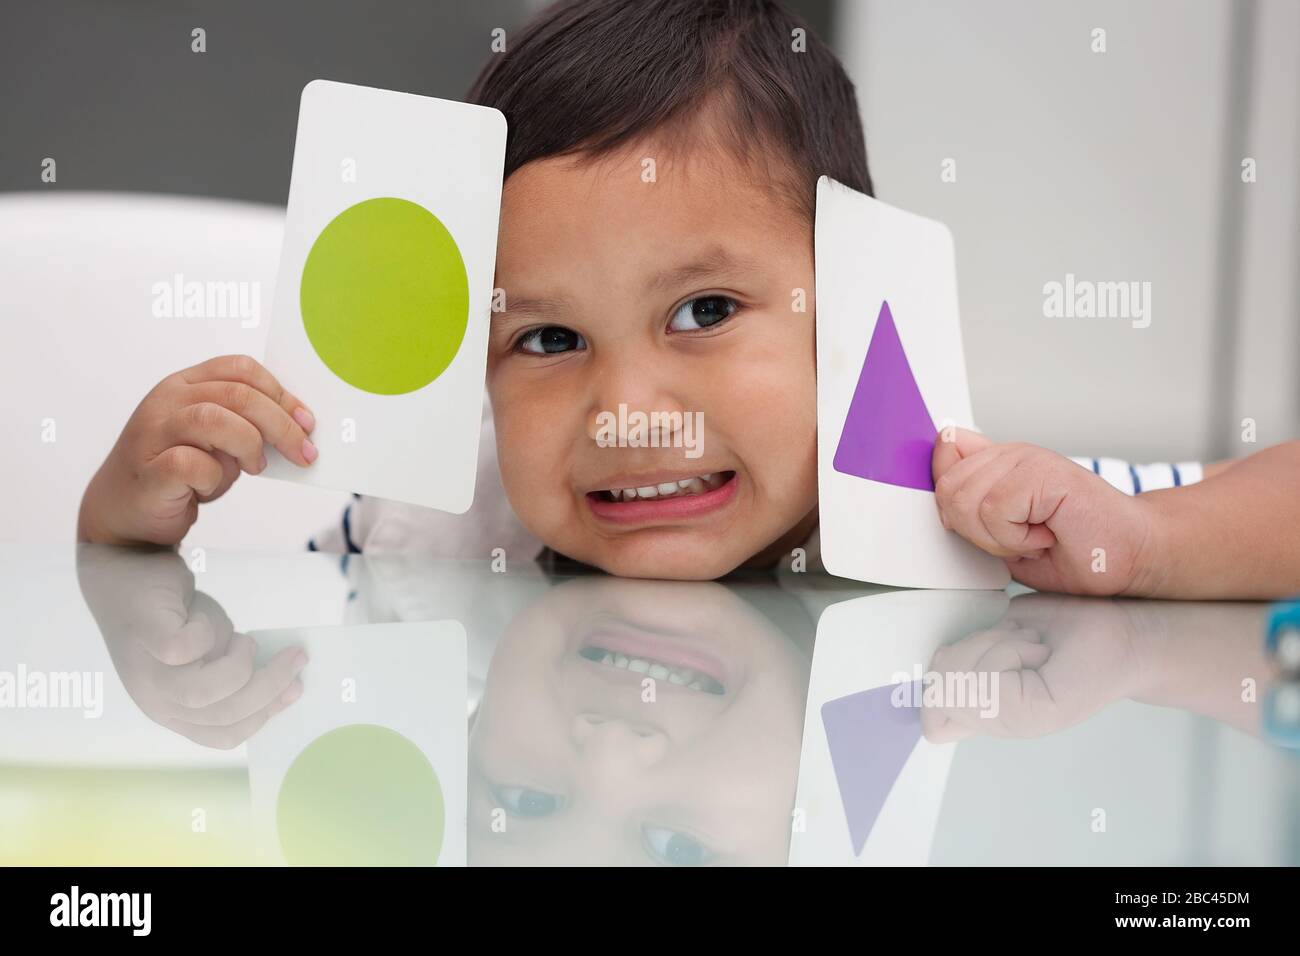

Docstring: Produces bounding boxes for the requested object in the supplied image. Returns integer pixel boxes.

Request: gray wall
[0,0,525,204]
[0,0,834,204]
[841,0,1300,462]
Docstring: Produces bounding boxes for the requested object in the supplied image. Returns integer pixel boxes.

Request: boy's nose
[585,406,692,447]
[571,712,669,769]
[584,359,693,445]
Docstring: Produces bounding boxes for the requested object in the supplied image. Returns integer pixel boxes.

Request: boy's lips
[585,471,738,524]
[577,629,730,693]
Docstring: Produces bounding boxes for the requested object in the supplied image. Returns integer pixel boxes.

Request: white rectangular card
[815,178,1010,589]
[260,79,506,513]
[246,621,468,866]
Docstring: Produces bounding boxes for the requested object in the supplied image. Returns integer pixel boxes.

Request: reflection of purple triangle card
[833,301,937,491]
[821,682,922,856]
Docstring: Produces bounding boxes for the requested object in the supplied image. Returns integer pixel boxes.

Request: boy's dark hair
[467,0,871,217]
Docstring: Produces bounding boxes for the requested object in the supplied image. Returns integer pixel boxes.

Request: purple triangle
[821,682,922,857]
[833,301,937,491]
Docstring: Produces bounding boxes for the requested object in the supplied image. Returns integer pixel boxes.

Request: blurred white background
[1,0,1296,550]
[0,193,350,551]
[846,0,1300,461]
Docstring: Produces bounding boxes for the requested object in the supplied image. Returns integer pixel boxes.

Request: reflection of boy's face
[469,577,811,865]
[487,125,819,579]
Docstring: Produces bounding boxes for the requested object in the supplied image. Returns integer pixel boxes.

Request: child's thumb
[931,426,994,481]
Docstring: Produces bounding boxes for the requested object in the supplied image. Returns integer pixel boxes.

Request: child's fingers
[920,706,977,744]
[933,627,1037,672]
[186,380,316,467]
[195,450,242,503]
[141,444,226,503]
[978,462,1060,555]
[130,595,219,666]
[176,645,307,726]
[152,632,258,712]
[973,637,1052,675]
[265,678,305,718]
[936,453,1024,555]
[931,427,995,483]
[923,637,1053,741]
[180,354,315,433]
[164,402,267,474]
[933,443,1007,527]
[164,699,289,750]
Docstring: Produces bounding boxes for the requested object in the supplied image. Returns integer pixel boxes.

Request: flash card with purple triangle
[814,178,1009,590]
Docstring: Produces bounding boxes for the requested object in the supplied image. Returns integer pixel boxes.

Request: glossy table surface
[2,545,1297,866]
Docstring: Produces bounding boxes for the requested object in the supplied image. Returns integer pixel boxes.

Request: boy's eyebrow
[496,295,568,320]
[647,248,760,294]
[496,248,761,321]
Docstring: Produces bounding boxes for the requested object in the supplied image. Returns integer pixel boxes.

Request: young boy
[78,0,1300,599]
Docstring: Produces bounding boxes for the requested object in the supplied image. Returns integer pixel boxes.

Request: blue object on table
[1265,599,1300,676]
[1263,599,1300,749]
[1263,685,1300,750]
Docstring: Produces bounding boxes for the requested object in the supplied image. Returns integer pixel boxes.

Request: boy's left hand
[932,429,1154,595]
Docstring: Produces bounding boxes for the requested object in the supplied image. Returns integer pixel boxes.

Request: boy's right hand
[79,354,317,546]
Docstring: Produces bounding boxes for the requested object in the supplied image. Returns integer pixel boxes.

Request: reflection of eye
[642,824,714,866]
[668,295,738,332]
[516,326,586,354]
[493,786,564,818]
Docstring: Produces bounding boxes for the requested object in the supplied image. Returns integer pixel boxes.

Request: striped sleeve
[307,493,364,554]
[1067,457,1204,495]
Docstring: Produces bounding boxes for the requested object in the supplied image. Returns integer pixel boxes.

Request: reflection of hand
[77,544,307,749]
[921,593,1143,743]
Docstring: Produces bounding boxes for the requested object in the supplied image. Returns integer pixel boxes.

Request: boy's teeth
[606,473,727,502]
[578,645,724,694]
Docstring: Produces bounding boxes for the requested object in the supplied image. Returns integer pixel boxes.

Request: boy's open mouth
[592,471,732,502]
[585,471,738,523]
[578,645,726,694]
[577,633,728,694]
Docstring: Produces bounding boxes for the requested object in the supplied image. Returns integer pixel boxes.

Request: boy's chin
[576,538,755,581]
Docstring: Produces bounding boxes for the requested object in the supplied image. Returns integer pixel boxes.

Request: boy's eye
[492,785,564,818]
[516,325,587,354]
[668,295,738,332]
[642,824,715,866]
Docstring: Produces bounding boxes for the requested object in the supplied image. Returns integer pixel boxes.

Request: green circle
[300,197,469,395]
[276,723,446,866]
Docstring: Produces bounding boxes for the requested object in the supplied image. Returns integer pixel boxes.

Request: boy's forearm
[1201,459,1236,480]
[1132,441,1300,599]
[1124,600,1271,735]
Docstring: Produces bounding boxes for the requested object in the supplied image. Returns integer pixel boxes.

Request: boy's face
[468,577,811,865]
[487,133,818,578]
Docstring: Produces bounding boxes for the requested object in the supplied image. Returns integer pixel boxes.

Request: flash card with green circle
[260,80,506,513]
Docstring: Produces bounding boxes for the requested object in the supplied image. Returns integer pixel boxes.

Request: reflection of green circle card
[246,621,468,867]
[278,724,445,866]
[260,80,507,514]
